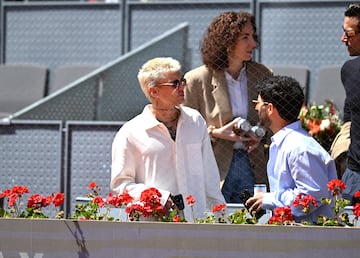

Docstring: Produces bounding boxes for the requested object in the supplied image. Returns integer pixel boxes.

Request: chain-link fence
[0,0,356,215]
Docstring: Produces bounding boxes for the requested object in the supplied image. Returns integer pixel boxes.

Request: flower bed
[1,180,360,257]
[1,180,360,226]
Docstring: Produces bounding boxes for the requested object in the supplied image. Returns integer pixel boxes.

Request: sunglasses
[156,78,187,89]
[252,99,269,108]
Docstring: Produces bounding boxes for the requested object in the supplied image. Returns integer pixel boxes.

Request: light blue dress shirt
[262,120,338,222]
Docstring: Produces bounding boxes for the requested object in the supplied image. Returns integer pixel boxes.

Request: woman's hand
[210,118,260,152]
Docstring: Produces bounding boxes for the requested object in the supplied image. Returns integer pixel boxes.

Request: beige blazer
[330,121,351,160]
[184,62,272,183]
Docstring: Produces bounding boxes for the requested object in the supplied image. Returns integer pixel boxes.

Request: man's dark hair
[256,75,304,122]
[345,2,360,30]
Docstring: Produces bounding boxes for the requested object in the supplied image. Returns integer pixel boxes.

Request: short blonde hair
[137,57,181,100]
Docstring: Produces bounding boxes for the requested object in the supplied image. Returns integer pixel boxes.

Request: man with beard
[245,75,337,223]
[338,2,360,204]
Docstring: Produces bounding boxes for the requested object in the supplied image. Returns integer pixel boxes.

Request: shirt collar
[142,104,188,130]
[142,105,160,130]
[224,66,246,82]
[271,120,302,146]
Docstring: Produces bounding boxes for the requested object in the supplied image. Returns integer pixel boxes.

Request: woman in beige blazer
[184,11,272,203]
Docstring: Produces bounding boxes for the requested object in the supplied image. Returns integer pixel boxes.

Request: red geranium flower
[0,185,64,219]
[123,187,166,220]
[354,191,360,199]
[27,194,52,209]
[353,203,360,220]
[120,191,133,205]
[88,181,97,189]
[12,185,30,195]
[140,187,162,203]
[126,203,148,220]
[212,203,226,213]
[8,193,19,207]
[186,195,196,206]
[268,206,294,225]
[293,193,318,214]
[0,189,12,199]
[0,185,30,208]
[92,196,105,208]
[327,179,346,196]
[173,215,181,222]
[52,192,65,207]
[106,192,133,208]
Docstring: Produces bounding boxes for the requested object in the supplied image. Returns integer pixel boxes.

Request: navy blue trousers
[221,149,255,203]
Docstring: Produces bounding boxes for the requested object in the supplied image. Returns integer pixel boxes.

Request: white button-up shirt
[225,67,248,119]
[225,68,248,150]
[111,105,225,221]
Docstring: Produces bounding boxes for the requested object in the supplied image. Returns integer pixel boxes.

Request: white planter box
[0,218,359,258]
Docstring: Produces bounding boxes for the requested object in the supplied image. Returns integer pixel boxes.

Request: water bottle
[250,125,266,139]
[233,118,251,135]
